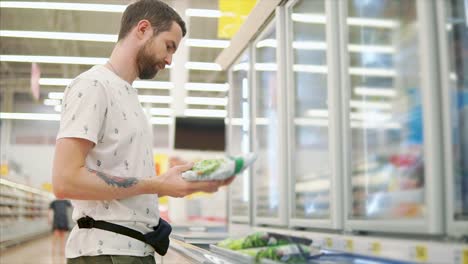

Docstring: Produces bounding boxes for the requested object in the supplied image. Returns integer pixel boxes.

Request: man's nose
[165,54,172,66]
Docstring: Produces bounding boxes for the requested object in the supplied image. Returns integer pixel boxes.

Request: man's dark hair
[118,0,187,41]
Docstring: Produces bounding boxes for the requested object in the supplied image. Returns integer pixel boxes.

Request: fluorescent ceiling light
[184,82,229,92]
[254,63,277,71]
[291,13,326,24]
[305,109,329,118]
[138,95,172,104]
[348,44,395,54]
[0,112,60,121]
[149,108,172,116]
[185,9,221,18]
[350,100,392,110]
[256,39,277,48]
[185,62,222,71]
[351,121,401,129]
[184,109,227,118]
[40,78,173,90]
[233,62,249,72]
[349,67,395,77]
[230,118,244,126]
[350,112,392,121]
[54,105,62,112]
[292,41,326,50]
[48,92,64,100]
[0,1,127,12]
[40,78,72,86]
[0,30,117,42]
[294,118,329,127]
[291,13,398,28]
[1,55,107,65]
[354,87,396,97]
[185,97,228,106]
[347,17,398,28]
[133,81,173,89]
[186,39,229,48]
[150,117,172,125]
[255,118,269,125]
[43,99,61,106]
[293,64,327,73]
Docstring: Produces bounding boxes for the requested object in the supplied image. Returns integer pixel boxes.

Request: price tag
[325,238,333,248]
[463,249,468,264]
[345,239,354,252]
[369,242,381,255]
[414,245,428,262]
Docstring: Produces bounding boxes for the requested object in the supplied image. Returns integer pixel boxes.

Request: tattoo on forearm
[88,168,138,188]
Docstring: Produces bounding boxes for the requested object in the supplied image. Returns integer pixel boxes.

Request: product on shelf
[239,244,312,263]
[182,153,257,181]
[216,232,289,250]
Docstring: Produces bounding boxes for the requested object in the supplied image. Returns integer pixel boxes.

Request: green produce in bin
[238,244,311,263]
[216,232,289,250]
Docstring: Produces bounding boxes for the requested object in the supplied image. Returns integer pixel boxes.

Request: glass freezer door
[343,0,443,233]
[439,0,468,236]
[286,0,334,227]
[228,51,251,223]
[252,15,288,226]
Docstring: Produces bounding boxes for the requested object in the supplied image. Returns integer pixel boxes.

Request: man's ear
[135,19,152,40]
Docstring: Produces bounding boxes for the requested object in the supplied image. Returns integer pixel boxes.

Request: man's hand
[155,162,235,198]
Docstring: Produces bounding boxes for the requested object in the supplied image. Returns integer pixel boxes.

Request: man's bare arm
[52,138,228,200]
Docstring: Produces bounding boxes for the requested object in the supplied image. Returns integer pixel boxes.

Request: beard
[136,38,165,79]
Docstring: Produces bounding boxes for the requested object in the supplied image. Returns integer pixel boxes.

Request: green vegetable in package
[191,159,225,176]
[239,244,311,263]
[182,153,257,181]
[216,232,289,250]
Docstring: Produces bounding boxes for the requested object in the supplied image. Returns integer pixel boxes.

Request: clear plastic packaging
[182,153,257,181]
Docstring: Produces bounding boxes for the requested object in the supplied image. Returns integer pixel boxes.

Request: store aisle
[0,234,193,264]
[0,234,65,264]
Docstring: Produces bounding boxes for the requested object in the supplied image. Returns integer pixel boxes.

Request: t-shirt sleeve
[49,200,55,210]
[56,79,108,144]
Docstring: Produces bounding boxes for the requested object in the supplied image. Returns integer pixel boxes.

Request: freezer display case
[285,0,342,229]
[252,12,288,226]
[438,0,468,236]
[342,0,443,233]
[228,50,252,223]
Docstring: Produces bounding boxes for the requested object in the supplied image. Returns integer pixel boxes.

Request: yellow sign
[370,242,381,255]
[463,249,468,264]
[218,0,258,39]
[154,154,168,176]
[414,245,428,262]
[346,239,354,252]
[325,238,333,248]
[0,164,9,176]
[42,182,53,192]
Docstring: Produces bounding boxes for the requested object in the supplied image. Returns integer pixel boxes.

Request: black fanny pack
[77,216,172,256]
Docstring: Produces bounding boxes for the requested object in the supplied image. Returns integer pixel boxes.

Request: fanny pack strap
[77,216,149,247]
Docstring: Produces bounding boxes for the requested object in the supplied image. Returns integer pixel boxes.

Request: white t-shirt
[56,65,158,258]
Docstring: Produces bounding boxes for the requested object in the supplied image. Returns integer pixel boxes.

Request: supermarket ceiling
[0,0,231,117]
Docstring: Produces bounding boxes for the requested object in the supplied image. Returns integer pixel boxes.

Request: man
[52,1,234,263]
[49,199,72,256]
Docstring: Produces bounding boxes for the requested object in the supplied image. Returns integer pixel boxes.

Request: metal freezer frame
[251,8,288,227]
[435,0,468,237]
[285,0,344,230]
[227,48,253,224]
[340,0,444,234]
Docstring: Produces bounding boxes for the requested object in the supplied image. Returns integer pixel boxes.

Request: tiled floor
[0,234,193,264]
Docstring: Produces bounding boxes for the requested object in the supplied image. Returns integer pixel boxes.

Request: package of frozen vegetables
[182,153,257,181]
[216,232,289,250]
[238,244,311,263]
